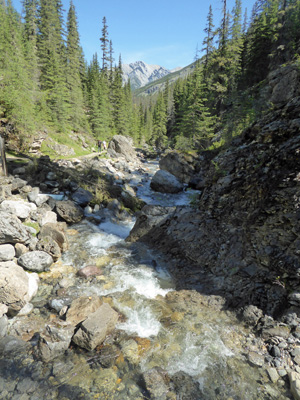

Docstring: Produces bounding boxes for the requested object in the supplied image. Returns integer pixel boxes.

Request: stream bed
[0,161,292,399]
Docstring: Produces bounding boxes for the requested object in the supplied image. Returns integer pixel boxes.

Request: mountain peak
[122,61,171,90]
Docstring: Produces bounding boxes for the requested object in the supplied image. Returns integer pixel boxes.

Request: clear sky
[12,0,257,70]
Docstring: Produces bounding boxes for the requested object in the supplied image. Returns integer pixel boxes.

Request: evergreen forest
[0,0,300,155]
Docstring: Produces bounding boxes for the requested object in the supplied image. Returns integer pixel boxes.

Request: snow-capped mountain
[122,61,177,90]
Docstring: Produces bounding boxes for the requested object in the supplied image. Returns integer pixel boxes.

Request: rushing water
[0,161,291,399]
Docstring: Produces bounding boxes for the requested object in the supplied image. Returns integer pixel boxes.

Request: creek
[0,160,290,399]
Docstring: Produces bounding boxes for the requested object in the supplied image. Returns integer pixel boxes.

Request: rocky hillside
[128,62,300,319]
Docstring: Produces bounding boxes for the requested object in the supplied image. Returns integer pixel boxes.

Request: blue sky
[13,0,257,70]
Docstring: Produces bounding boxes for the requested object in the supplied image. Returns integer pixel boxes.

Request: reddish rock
[77,265,102,278]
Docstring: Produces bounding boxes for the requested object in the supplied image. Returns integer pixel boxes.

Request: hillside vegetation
[0,0,299,156]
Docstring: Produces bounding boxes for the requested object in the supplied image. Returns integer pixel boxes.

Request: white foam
[117,305,161,337]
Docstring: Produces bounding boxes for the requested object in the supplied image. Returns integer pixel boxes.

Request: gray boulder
[159,151,195,184]
[0,211,30,244]
[71,188,93,207]
[0,244,15,261]
[0,261,29,313]
[34,320,75,362]
[107,135,137,162]
[150,170,184,193]
[56,200,84,223]
[72,303,118,351]
[39,222,68,251]
[18,250,53,272]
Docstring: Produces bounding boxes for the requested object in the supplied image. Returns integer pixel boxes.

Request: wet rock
[0,335,30,356]
[34,320,75,362]
[0,244,15,261]
[39,222,68,251]
[18,250,53,272]
[66,295,103,326]
[56,200,84,223]
[71,188,93,207]
[72,303,118,351]
[142,367,170,400]
[120,339,139,365]
[171,371,202,400]
[77,265,102,278]
[150,169,184,194]
[36,236,61,261]
[240,305,263,327]
[0,200,36,219]
[0,211,30,244]
[0,261,29,314]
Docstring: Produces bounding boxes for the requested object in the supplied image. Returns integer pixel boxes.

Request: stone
[150,169,184,194]
[15,243,29,258]
[159,151,195,183]
[267,367,280,383]
[55,200,84,223]
[107,135,137,163]
[0,304,8,318]
[289,371,300,400]
[77,265,102,278]
[36,236,61,261]
[39,210,57,226]
[248,351,265,367]
[0,211,30,244]
[34,320,75,362]
[0,244,15,261]
[39,223,68,251]
[0,200,37,219]
[0,315,8,337]
[72,303,118,351]
[142,367,170,400]
[71,188,93,207]
[18,250,53,272]
[0,262,29,314]
[66,295,103,326]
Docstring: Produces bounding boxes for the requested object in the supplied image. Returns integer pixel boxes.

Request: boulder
[150,170,184,193]
[0,211,30,244]
[39,210,57,226]
[0,244,15,261]
[159,151,195,184]
[56,200,84,223]
[107,135,137,163]
[34,320,75,362]
[36,236,61,261]
[66,295,103,326]
[0,261,29,314]
[39,222,68,251]
[142,367,170,400]
[72,303,118,351]
[0,200,37,219]
[126,205,175,243]
[18,250,53,272]
[71,188,93,207]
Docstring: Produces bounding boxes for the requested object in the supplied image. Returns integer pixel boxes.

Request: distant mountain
[134,61,196,97]
[122,61,182,90]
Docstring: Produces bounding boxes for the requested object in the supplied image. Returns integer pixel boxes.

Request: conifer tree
[66,1,87,130]
[202,5,215,77]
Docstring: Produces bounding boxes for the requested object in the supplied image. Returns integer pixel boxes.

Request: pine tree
[202,5,215,77]
[100,17,110,72]
[66,1,87,131]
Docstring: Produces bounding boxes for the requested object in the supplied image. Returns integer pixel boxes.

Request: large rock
[18,250,53,272]
[0,211,30,244]
[56,200,84,223]
[72,303,118,351]
[150,169,184,193]
[34,320,75,362]
[107,135,137,162]
[71,188,93,207]
[126,205,175,243]
[159,151,195,184]
[0,261,29,313]
[66,295,103,326]
[39,222,68,251]
[36,236,61,261]
[0,200,37,219]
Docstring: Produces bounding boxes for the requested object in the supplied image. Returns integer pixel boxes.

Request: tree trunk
[0,136,7,176]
